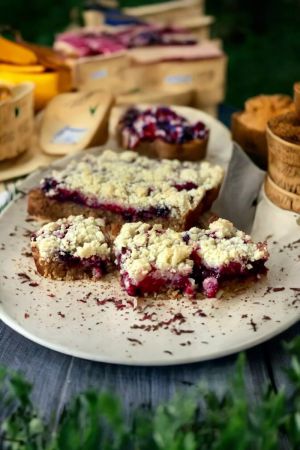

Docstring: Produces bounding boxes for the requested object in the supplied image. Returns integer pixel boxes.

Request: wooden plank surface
[2,319,297,422]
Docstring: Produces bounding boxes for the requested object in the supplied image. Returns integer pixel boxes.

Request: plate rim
[0,303,299,366]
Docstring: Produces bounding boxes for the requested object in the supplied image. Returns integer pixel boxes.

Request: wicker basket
[264,175,300,213]
[266,122,300,195]
[123,0,204,24]
[294,82,300,119]
[0,82,34,162]
[72,52,131,93]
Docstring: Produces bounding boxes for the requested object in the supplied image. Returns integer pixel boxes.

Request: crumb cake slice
[185,219,269,298]
[28,150,223,235]
[114,219,269,298]
[31,215,111,280]
[117,106,209,161]
[114,222,196,297]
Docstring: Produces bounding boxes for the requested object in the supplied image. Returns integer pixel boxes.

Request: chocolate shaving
[17,272,30,280]
[23,229,33,237]
[171,328,194,335]
[22,251,32,258]
[127,337,142,345]
[140,312,157,321]
[96,297,127,310]
[249,319,257,332]
[193,309,207,317]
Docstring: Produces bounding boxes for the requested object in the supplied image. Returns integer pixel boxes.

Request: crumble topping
[31,216,110,261]
[114,222,194,282]
[187,219,268,268]
[41,149,223,218]
[114,219,269,284]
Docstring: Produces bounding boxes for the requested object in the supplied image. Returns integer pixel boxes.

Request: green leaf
[1,335,300,450]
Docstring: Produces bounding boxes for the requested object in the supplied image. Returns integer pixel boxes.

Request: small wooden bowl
[264,174,300,213]
[294,82,300,119]
[232,111,268,168]
[116,87,193,108]
[0,82,34,162]
[266,116,300,195]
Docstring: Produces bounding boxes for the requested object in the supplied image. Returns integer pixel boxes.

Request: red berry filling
[120,270,196,298]
[41,178,171,221]
[57,253,110,279]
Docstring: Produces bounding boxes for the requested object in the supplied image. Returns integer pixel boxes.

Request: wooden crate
[174,15,214,41]
[123,0,205,24]
[83,14,214,42]
[72,52,131,93]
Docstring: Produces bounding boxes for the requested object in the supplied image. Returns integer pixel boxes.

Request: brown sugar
[269,112,300,145]
[239,95,294,131]
[231,94,295,168]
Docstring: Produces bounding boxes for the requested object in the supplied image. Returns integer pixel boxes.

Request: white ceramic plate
[0,122,299,366]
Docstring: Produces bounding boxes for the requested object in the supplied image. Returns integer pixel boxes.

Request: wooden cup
[294,82,300,119]
[231,112,268,168]
[266,121,300,195]
[264,175,300,213]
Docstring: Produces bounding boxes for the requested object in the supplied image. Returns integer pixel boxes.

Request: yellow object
[0,70,72,110]
[0,63,45,73]
[0,36,38,65]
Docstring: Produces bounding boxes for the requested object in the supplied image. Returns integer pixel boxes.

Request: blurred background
[0,0,299,107]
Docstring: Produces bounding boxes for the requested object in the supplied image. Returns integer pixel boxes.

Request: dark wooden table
[0,106,299,439]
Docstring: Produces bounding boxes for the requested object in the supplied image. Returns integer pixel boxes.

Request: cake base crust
[116,128,208,161]
[31,246,110,281]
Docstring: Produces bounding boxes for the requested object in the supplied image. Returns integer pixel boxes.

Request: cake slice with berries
[117,106,209,161]
[28,150,223,236]
[185,219,269,298]
[114,222,196,297]
[114,219,269,298]
[31,215,112,280]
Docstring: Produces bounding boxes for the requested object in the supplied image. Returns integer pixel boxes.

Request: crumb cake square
[114,219,269,298]
[185,219,269,297]
[28,149,224,235]
[31,215,111,280]
[117,106,209,161]
[114,222,196,297]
